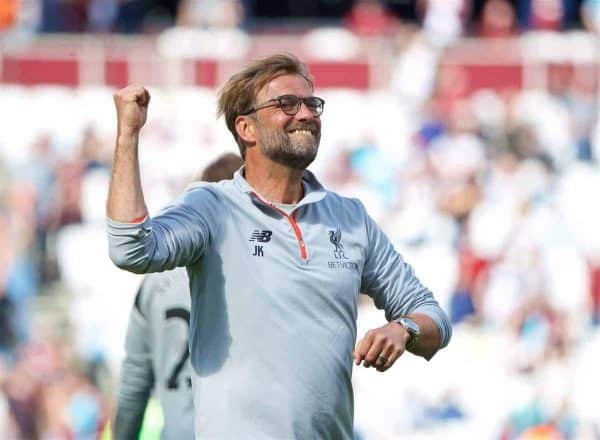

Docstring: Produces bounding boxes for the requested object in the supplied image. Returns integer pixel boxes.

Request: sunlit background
[1,0,600,439]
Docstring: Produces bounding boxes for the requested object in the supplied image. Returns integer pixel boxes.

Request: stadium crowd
[2,0,600,439]
[2,0,600,36]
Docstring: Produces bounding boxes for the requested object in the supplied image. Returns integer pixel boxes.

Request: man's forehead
[258,74,313,100]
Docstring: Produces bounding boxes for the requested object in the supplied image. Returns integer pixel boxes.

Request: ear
[235,115,257,145]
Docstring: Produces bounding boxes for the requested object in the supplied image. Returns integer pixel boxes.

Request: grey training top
[114,267,194,440]
[107,169,452,440]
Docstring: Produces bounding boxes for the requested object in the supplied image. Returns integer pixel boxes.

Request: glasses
[242,94,325,117]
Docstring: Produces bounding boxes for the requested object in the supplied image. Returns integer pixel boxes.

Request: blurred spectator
[88,0,118,32]
[349,138,397,206]
[429,100,485,210]
[344,0,398,37]
[562,66,597,162]
[0,214,17,355]
[114,0,180,33]
[302,26,360,60]
[476,0,517,38]
[509,88,572,170]
[390,26,441,108]
[2,356,41,439]
[581,0,600,33]
[177,0,245,29]
[328,145,387,222]
[417,0,471,48]
[18,134,60,283]
[516,0,579,31]
[40,0,88,33]
[450,230,490,324]
[0,182,39,353]
[52,127,110,229]
[1,337,109,438]
[157,0,248,59]
[0,0,19,30]
[431,64,470,117]
[80,127,111,173]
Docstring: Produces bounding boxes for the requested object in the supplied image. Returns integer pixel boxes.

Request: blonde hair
[217,54,313,158]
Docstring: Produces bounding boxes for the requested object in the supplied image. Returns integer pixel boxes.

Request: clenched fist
[113,85,150,135]
[353,322,410,372]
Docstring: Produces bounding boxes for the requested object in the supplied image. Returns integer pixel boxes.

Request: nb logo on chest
[249,230,272,257]
[249,230,272,243]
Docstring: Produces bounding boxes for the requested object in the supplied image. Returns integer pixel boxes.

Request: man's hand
[113,85,150,136]
[353,322,410,372]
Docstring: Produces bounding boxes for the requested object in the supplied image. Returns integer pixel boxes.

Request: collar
[233,165,327,208]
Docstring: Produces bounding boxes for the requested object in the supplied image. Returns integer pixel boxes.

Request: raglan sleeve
[113,278,155,439]
[107,184,224,274]
[359,202,452,349]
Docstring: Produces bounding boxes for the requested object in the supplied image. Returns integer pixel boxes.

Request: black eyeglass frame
[241,94,325,117]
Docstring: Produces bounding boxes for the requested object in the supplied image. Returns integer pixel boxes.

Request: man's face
[252,74,322,170]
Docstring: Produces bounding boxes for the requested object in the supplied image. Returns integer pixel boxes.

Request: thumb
[138,89,151,107]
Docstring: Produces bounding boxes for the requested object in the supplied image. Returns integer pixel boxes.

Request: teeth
[290,129,313,135]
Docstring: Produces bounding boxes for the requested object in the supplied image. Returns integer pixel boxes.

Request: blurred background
[1,0,600,438]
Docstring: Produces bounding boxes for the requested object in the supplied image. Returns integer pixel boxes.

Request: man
[107,54,452,439]
[113,153,243,440]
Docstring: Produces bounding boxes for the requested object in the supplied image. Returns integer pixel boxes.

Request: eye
[304,98,321,111]
[279,95,300,112]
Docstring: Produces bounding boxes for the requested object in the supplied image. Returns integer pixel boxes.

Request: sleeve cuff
[408,305,453,349]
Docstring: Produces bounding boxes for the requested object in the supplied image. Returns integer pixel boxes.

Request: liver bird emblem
[329,228,343,252]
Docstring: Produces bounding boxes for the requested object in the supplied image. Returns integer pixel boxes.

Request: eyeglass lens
[280,96,323,116]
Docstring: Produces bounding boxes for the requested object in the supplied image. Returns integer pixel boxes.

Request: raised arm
[106,86,224,274]
[107,85,151,223]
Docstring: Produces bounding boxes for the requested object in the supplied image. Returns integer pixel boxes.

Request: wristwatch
[397,317,421,351]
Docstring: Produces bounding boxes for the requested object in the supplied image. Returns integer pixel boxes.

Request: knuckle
[375,333,388,343]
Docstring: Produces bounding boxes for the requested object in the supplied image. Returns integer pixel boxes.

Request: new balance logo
[249,230,272,243]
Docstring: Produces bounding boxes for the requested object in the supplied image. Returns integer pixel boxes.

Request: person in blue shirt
[106,53,452,439]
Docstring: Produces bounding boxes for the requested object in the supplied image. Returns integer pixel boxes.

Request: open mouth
[288,129,314,136]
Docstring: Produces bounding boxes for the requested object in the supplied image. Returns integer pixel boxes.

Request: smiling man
[106,54,452,439]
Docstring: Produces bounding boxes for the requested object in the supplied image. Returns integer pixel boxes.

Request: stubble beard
[255,118,321,170]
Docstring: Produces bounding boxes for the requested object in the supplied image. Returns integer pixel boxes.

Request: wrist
[391,321,411,346]
[117,127,141,140]
[396,317,421,351]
